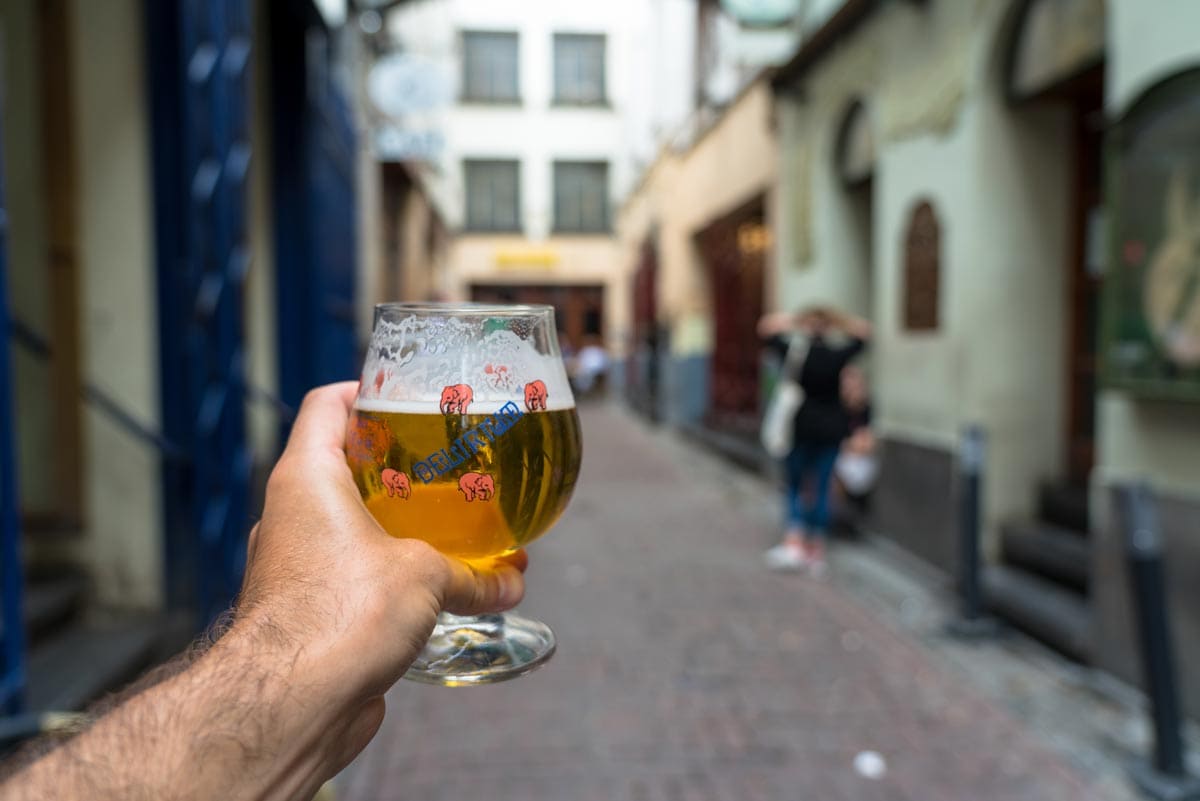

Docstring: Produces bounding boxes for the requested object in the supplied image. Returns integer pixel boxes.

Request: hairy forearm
[1,618,351,801]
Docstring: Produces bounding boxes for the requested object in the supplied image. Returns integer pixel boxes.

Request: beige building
[768,0,1200,714]
[619,78,778,440]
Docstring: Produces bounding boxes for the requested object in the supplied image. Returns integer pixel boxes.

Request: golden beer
[347,406,582,561]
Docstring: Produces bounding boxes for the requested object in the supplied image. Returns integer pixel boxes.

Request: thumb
[440,550,528,616]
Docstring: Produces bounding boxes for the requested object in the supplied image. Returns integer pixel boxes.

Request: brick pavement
[338,403,1114,801]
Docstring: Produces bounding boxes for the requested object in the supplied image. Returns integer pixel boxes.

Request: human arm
[0,382,526,801]
[757,310,802,339]
[832,310,872,341]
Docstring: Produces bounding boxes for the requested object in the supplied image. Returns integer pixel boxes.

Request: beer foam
[354,396,576,414]
[358,318,576,410]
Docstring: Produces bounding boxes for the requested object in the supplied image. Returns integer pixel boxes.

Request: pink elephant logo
[440,383,473,415]
[524,380,548,412]
[381,468,411,499]
[458,472,495,502]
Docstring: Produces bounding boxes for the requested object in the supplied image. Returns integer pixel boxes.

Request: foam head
[356,304,576,413]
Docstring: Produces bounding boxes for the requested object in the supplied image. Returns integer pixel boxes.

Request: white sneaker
[764,542,806,572]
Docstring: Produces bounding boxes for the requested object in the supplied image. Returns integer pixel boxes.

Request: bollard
[946,425,1000,638]
[1115,483,1200,801]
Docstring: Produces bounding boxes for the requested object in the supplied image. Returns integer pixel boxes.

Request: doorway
[696,196,767,437]
[1064,68,1104,482]
[470,283,604,352]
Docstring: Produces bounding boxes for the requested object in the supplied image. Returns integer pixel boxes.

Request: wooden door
[698,205,765,435]
[1066,72,1104,482]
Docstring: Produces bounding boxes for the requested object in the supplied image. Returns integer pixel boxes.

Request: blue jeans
[783,442,840,537]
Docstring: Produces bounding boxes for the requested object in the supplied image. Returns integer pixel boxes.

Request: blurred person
[833,364,879,535]
[571,336,609,398]
[559,330,577,376]
[759,306,872,575]
[0,382,527,801]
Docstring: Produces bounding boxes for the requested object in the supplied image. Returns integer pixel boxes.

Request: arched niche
[834,98,874,189]
[1005,0,1105,102]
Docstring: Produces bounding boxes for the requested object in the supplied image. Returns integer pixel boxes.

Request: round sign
[719,0,802,28]
[367,53,449,118]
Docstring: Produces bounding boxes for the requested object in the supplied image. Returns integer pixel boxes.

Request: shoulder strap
[783,334,810,372]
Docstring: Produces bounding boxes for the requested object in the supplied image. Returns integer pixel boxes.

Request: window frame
[552,33,608,107]
[460,30,520,105]
[463,159,522,234]
[552,160,611,234]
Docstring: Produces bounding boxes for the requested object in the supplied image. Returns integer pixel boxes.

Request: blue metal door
[269,0,359,414]
[147,0,253,626]
[0,93,27,713]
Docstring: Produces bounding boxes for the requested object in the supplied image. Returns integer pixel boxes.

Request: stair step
[26,617,165,712]
[24,574,89,643]
[1001,520,1090,593]
[983,565,1092,662]
[1038,482,1090,534]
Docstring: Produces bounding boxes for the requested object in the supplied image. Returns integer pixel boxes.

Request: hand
[0,382,528,801]
[238,380,528,697]
[757,311,800,338]
[832,311,873,340]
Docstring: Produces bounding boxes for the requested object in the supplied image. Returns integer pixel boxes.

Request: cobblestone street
[338,403,1136,801]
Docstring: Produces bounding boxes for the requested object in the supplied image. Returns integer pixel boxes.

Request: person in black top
[759,305,872,574]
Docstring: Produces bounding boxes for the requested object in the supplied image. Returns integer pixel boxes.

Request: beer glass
[346,303,582,685]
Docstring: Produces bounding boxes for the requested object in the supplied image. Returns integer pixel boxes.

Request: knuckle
[265,455,300,495]
[300,386,326,410]
[394,539,452,593]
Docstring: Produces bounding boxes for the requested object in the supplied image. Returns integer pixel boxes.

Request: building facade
[769,0,1200,714]
[619,79,779,448]
[618,0,799,450]
[0,0,363,712]
[382,0,697,363]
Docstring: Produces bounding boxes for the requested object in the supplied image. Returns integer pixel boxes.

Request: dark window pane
[462,32,519,102]
[464,160,521,232]
[553,161,609,233]
[554,34,605,105]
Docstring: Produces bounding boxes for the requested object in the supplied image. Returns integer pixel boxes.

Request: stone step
[1038,482,1090,534]
[1000,519,1090,594]
[23,574,89,644]
[983,565,1092,663]
[25,617,167,713]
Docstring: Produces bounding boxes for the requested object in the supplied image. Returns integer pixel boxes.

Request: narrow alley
[339,403,1131,801]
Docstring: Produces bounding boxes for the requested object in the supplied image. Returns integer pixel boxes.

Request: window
[553,162,609,233]
[903,200,940,331]
[464,160,521,232]
[461,31,519,103]
[553,34,606,105]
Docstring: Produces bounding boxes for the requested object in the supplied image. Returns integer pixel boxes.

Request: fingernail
[498,570,522,608]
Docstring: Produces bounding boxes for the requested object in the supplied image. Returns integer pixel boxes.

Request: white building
[376,0,697,356]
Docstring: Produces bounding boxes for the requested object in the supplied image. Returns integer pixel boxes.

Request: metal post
[1115,483,1200,801]
[947,425,999,638]
[0,95,26,715]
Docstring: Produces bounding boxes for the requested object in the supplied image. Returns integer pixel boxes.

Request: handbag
[760,336,809,458]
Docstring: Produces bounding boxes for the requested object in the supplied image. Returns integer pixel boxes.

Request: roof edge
[770,0,884,93]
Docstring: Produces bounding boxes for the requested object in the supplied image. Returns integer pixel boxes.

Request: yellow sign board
[494,247,560,269]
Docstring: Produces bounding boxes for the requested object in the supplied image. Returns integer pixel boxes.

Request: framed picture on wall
[1102,69,1200,400]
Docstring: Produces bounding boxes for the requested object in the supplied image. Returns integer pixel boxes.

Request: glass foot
[404,611,556,686]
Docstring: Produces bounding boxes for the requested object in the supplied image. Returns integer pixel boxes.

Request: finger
[285,382,360,458]
[246,522,262,565]
[487,549,529,573]
[439,556,526,616]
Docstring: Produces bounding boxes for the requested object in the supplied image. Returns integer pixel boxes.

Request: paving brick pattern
[339,404,1106,801]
